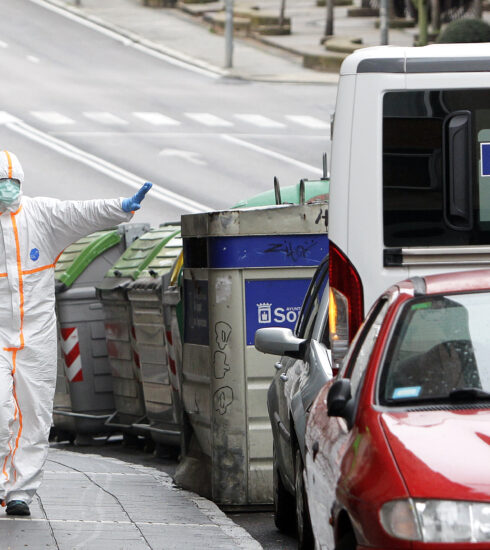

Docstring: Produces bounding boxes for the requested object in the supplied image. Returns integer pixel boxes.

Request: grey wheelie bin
[179,204,328,506]
[53,224,148,440]
[127,226,183,452]
[96,225,181,438]
[161,254,185,447]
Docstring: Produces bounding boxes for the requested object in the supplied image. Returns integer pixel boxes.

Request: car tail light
[329,241,364,367]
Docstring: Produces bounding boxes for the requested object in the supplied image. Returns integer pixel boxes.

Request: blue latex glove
[122,182,152,212]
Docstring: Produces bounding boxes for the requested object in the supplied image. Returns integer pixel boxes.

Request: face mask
[0,178,20,205]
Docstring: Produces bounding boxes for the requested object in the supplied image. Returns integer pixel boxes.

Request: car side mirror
[255,327,306,359]
[327,378,355,429]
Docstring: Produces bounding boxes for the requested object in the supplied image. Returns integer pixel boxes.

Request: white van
[328,43,490,367]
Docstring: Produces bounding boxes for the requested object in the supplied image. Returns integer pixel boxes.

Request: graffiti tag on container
[262,239,316,263]
[215,321,232,351]
[213,350,230,379]
[315,208,328,229]
[214,386,234,415]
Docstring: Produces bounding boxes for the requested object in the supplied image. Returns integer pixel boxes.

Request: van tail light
[329,241,364,367]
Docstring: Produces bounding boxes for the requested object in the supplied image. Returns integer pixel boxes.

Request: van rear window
[383,90,490,247]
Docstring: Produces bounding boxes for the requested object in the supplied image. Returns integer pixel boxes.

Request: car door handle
[274,361,283,370]
[280,373,288,382]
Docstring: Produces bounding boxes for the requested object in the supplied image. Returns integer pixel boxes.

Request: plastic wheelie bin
[127,226,183,452]
[161,253,185,439]
[96,224,181,438]
[53,223,149,441]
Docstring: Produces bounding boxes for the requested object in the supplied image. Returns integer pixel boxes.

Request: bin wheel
[143,438,155,454]
[154,443,180,460]
[55,429,75,445]
[122,433,141,447]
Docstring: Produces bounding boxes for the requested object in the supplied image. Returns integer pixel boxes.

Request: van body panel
[341,43,490,75]
[328,74,356,255]
[405,72,490,90]
[330,43,490,331]
[347,72,409,310]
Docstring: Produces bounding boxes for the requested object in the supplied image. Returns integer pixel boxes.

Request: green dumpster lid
[105,225,181,280]
[55,229,122,289]
[232,178,329,209]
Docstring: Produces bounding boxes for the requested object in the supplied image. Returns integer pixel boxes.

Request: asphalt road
[3,0,337,547]
[2,0,336,226]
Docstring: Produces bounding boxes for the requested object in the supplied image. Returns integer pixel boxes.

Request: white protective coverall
[0,151,132,505]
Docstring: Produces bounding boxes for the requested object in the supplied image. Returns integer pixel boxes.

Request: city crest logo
[257,303,272,324]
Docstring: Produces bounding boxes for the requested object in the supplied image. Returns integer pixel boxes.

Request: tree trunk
[473,0,482,19]
[325,0,334,36]
[279,0,287,27]
[417,0,428,45]
[430,0,440,33]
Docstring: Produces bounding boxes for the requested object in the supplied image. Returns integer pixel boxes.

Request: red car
[304,270,490,549]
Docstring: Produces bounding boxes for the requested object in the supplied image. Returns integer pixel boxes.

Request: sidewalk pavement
[39,0,490,83]
[1,448,262,550]
[41,0,420,84]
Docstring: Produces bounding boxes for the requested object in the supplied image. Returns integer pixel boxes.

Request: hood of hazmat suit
[0,150,133,507]
[0,151,23,213]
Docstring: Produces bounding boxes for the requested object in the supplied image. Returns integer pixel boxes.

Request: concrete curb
[51,449,263,550]
[31,0,338,84]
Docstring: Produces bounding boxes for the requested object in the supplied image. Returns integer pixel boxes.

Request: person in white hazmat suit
[0,151,152,517]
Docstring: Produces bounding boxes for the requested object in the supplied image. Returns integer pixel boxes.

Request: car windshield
[380,292,490,405]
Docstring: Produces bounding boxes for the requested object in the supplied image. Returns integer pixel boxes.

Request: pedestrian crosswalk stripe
[133,112,180,126]
[24,110,331,131]
[184,113,233,127]
[30,112,75,125]
[83,112,129,125]
[286,115,329,129]
[234,114,285,128]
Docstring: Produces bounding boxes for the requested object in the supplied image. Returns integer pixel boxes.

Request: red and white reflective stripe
[165,330,178,392]
[60,327,83,383]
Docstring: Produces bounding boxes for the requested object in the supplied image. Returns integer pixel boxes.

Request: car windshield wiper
[449,388,490,402]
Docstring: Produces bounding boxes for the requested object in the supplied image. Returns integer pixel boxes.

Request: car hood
[381,409,490,500]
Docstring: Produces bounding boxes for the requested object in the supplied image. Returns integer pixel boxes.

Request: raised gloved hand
[122,182,152,213]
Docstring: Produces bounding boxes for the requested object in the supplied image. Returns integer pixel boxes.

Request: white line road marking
[31,111,75,125]
[286,115,330,129]
[51,132,328,139]
[159,148,207,166]
[133,112,180,126]
[83,112,129,125]
[185,113,233,127]
[0,112,19,124]
[0,111,211,213]
[27,55,40,63]
[27,0,221,79]
[221,134,323,175]
[234,114,285,128]
[0,41,8,48]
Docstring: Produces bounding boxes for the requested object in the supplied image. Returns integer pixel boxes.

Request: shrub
[436,18,490,43]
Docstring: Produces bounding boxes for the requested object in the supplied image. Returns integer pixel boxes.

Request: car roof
[399,269,490,297]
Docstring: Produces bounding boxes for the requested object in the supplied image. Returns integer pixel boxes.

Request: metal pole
[380,0,389,44]
[325,0,334,37]
[225,0,234,69]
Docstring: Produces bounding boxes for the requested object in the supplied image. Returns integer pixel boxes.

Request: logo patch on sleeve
[30,248,40,261]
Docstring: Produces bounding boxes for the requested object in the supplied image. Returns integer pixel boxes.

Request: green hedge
[436,18,490,43]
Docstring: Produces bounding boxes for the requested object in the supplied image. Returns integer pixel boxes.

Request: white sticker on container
[215,275,232,303]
